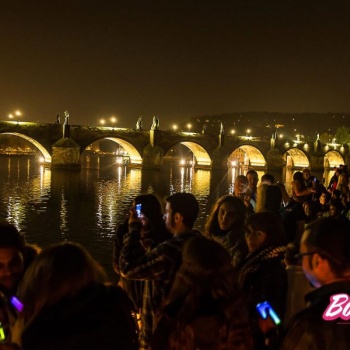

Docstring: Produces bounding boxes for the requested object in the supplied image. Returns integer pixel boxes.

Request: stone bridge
[0,120,348,171]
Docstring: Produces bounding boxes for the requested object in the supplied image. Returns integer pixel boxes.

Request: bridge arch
[179,142,211,166]
[228,145,266,168]
[98,137,143,165]
[0,132,51,163]
[283,148,309,168]
[324,150,344,168]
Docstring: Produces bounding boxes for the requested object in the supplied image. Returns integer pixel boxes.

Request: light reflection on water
[0,156,333,280]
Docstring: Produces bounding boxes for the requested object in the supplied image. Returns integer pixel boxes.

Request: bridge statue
[220,122,224,135]
[64,111,70,125]
[202,122,207,135]
[151,116,159,130]
[136,116,143,131]
[63,111,70,138]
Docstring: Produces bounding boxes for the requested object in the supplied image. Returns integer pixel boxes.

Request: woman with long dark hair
[12,242,138,350]
[205,195,248,268]
[236,211,288,348]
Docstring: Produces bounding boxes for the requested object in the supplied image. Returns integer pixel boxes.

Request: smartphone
[10,296,24,312]
[256,301,281,325]
[135,203,142,218]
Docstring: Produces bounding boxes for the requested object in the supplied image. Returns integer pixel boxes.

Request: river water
[0,155,330,280]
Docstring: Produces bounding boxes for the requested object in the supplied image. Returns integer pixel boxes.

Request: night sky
[1,1,350,129]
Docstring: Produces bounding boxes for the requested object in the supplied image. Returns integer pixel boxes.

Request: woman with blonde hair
[12,242,138,350]
[152,236,254,350]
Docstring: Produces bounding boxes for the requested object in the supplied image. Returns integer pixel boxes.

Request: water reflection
[0,155,335,280]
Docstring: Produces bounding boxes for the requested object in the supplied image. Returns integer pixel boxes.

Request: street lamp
[111,116,117,129]
[231,129,235,135]
[187,123,192,132]
[8,110,22,123]
[100,119,105,125]
[172,124,178,132]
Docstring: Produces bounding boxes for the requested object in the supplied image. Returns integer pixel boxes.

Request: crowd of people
[0,167,349,349]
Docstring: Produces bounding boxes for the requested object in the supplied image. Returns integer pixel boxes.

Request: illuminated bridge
[0,120,348,171]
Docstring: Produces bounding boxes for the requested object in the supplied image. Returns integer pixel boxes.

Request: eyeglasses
[294,252,315,263]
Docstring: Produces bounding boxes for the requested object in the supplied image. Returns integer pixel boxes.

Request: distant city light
[173,124,178,132]
[231,129,235,134]
[187,123,192,132]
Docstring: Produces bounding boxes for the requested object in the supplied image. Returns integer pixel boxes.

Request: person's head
[255,184,282,213]
[245,211,286,254]
[303,201,316,219]
[300,218,350,287]
[159,236,252,348]
[0,223,26,294]
[133,194,168,239]
[293,171,304,183]
[284,242,300,266]
[205,195,246,235]
[163,236,240,318]
[234,175,249,198]
[302,168,311,181]
[319,191,330,206]
[331,189,341,200]
[328,199,344,218]
[246,169,259,192]
[18,242,107,324]
[164,193,199,235]
[261,173,275,185]
[19,242,107,317]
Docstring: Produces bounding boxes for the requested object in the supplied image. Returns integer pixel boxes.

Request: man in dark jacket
[119,193,200,350]
[281,218,350,349]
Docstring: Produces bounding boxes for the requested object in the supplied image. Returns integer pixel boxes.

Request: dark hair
[261,173,275,184]
[134,194,169,241]
[235,175,248,185]
[332,189,341,199]
[205,195,246,236]
[293,171,304,183]
[14,242,107,343]
[304,218,350,276]
[284,242,300,266]
[246,169,258,178]
[245,211,287,248]
[155,236,253,349]
[0,223,25,254]
[256,185,282,214]
[165,193,199,229]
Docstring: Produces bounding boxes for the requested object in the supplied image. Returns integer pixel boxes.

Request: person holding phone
[236,211,288,348]
[113,194,171,349]
[119,193,200,350]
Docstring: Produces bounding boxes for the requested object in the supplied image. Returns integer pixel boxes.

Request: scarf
[237,245,286,286]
